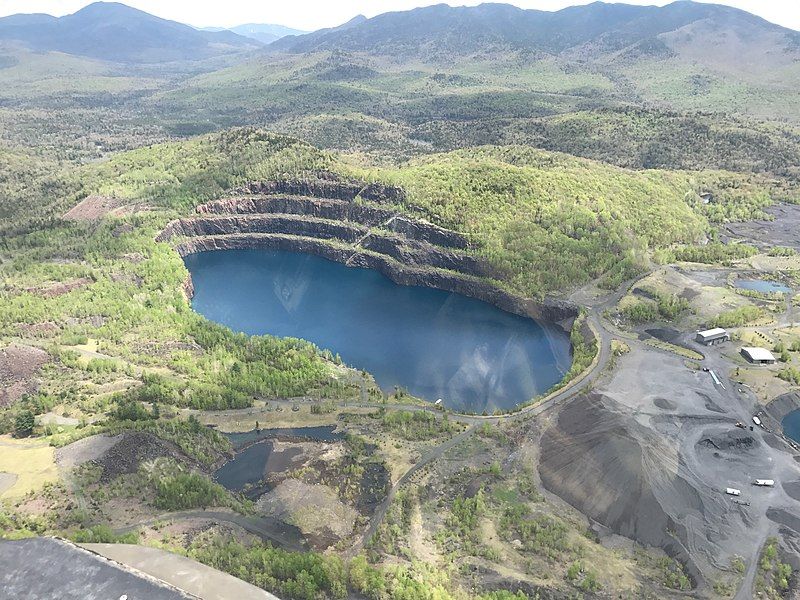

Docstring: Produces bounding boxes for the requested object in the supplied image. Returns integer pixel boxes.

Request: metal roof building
[695,328,730,346]
[741,347,777,364]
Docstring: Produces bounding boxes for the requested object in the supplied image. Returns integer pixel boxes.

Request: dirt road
[115,510,307,552]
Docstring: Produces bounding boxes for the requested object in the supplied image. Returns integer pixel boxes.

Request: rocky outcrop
[194,198,470,250]
[159,215,366,244]
[163,213,494,278]
[387,216,470,250]
[182,274,194,300]
[197,196,395,226]
[360,234,493,277]
[161,177,578,327]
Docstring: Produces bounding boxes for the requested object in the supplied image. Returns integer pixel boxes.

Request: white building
[695,328,730,346]
[741,347,777,365]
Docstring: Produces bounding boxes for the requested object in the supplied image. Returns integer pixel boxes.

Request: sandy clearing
[38,412,80,427]
[0,473,18,495]
[0,436,58,498]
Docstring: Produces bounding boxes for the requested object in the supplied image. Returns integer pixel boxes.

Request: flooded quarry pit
[213,426,346,497]
[184,249,572,414]
[782,409,800,444]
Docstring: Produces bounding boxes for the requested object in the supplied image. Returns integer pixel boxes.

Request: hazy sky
[1,0,798,32]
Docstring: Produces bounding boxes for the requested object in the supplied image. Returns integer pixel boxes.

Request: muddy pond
[185,249,572,413]
[214,426,344,496]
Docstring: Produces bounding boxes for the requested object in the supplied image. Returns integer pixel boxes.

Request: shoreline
[174,234,578,329]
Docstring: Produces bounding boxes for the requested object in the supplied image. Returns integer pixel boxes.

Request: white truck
[726,488,742,496]
[754,479,775,487]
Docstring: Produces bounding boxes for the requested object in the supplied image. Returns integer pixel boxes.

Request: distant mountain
[269,1,800,66]
[229,24,307,44]
[201,23,307,44]
[0,2,260,63]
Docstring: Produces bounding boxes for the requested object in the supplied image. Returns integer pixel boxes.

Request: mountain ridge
[267,1,799,62]
[0,1,260,63]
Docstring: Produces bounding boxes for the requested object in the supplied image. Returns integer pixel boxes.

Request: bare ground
[722,203,800,251]
[255,479,358,545]
[540,337,800,594]
[24,277,92,298]
[55,434,123,472]
[0,343,49,406]
[0,472,17,495]
[62,195,130,222]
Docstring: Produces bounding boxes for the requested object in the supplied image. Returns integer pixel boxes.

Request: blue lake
[184,249,572,414]
[782,409,800,444]
[735,279,791,294]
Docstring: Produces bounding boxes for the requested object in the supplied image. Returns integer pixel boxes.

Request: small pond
[214,426,345,495]
[735,279,791,294]
[185,249,573,413]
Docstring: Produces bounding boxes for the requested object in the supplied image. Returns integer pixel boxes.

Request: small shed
[741,347,777,365]
[695,328,730,346]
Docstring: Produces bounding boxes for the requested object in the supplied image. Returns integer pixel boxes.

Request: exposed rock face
[194,197,470,249]
[159,215,366,244]
[388,215,469,249]
[159,177,579,326]
[182,274,195,300]
[197,196,395,225]
[163,215,492,278]
[175,233,575,324]
[765,392,800,423]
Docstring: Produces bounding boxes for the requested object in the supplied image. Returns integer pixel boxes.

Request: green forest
[1,4,799,598]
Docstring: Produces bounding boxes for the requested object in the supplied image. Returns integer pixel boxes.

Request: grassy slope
[0,46,162,101]
[351,145,778,294]
[0,133,352,430]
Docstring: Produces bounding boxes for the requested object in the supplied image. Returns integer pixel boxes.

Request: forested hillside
[2,128,781,296]
[266,1,800,123]
[1,4,800,600]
